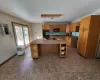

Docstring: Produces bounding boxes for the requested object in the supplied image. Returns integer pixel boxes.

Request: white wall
[32,23,43,40]
[0,11,32,64]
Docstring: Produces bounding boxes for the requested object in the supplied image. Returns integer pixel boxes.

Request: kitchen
[1,0,100,80]
[30,22,80,58]
[31,15,100,59]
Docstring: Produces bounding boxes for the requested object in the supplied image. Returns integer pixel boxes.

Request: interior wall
[0,11,32,64]
[32,23,43,40]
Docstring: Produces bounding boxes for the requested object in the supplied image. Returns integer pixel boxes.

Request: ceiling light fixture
[41,14,62,19]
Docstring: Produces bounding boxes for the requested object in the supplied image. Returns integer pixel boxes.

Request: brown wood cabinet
[69,22,80,32]
[30,44,38,58]
[78,15,100,58]
[30,39,68,58]
[69,24,72,32]
[65,37,71,46]
[65,36,78,48]
[42,24,50,30]
[59,24,66,32]
[42,24,66,32]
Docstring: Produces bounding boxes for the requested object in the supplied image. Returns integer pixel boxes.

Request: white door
[13,24,30,47]
[15,26,25,47]
[23,27,30,46]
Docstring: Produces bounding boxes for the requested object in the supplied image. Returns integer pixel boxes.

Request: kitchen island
[30,39,67,58]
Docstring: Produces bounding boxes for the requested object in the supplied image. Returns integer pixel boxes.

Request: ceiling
[0,0,100,23]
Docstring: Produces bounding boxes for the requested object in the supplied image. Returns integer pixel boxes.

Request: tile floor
[0,47,100,80]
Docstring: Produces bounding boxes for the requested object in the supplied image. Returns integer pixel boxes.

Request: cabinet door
[81,16,91,30]
[49,25,56,31]
[78,17,90,57]
[82,30,89,56]
[69,24,73,32]
[46,25,50,30]
[70,24,76,32]
[30,44,38,58]
[69,26,71,32]
[66,37,71,46]
[78,29,83,54]
[71,24,75,32]
[68,38,71,46]
[72,24,75,32]
[70,22,80,32]
[60,25,66,32]
[42,25,50,30]
[78,29,89,56]
[32,52,38,58]
[32,44,38,51]
[42,25,45,30]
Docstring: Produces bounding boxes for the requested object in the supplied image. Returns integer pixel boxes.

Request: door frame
[12,22,30,48]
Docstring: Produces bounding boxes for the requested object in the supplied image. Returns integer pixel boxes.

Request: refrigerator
[43,30,50,39]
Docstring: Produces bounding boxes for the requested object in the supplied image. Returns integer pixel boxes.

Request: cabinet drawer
[32,51,38,58]
[32,44,38,51]
[69,39,71,44]
[68,42,71,46]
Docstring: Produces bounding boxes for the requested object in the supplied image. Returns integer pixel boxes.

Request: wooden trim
[0,53,17,67]
[12,22,17,47]
[12,22,28,26]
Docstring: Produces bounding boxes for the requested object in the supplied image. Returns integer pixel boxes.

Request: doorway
[12,22,30,48]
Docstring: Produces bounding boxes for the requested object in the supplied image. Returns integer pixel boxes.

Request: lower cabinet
[32,51,38,58]
[65,37,78,48]
[30,44,38,58]
[65,37,71,46]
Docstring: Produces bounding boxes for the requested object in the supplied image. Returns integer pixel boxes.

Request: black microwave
[53,28,60,32]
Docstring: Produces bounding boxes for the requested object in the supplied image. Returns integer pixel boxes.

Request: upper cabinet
[69,24,72,32]
[42,24,67,32]
[42,24,50,30]
[59,24,66,32]
[69,22,80,32]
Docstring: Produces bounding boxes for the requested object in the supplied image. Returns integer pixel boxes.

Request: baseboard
[0,53,17,67]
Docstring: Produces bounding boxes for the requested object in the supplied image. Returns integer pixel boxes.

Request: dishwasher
[95,35,100,58]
